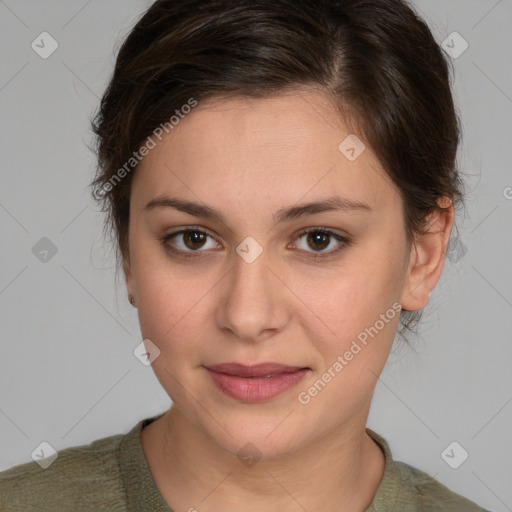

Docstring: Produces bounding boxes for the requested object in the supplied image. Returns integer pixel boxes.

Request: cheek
[135,272,208,405]
[137,282,197,345]
[300,253,399,330]
[297,248,404,366]
[131,236,198,332]
[134,258,214,365]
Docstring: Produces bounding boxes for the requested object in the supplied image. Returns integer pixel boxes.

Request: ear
[400,197,454,312]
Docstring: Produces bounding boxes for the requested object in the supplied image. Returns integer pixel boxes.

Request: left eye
[293,229,348,254]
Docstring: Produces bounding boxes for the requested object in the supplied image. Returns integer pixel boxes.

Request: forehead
[131,90,400,215]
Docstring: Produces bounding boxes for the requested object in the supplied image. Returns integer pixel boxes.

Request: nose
[215,247,290,343]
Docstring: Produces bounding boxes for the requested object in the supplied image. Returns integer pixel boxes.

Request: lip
[204,362,310,402]
[206,362,306,377]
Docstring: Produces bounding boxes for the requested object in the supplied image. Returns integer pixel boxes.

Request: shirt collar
[118,413,172,512]
[118,416,400,512]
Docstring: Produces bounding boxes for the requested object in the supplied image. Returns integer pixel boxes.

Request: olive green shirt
[0,414,492,511]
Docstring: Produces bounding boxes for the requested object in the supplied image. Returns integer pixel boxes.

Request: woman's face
[125,90,425,458]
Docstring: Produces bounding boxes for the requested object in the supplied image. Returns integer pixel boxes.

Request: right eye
[162,228,222,256]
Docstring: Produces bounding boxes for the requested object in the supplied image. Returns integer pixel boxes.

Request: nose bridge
[216,244,288,341]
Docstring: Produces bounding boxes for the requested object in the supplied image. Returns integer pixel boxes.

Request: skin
[124,88,454,512]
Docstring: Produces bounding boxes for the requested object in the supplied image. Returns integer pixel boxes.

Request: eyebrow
[143,195,373,225]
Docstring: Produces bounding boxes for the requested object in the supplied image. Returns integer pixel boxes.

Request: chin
[203,415,309,462]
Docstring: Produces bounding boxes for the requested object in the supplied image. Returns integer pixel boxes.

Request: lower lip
[205,368,310,402]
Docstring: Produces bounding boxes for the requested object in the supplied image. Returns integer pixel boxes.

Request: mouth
[203,362,311,402]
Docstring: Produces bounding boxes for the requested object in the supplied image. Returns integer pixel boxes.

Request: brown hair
[89,0,464,343]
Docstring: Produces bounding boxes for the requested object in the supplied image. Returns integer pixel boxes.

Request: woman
[0,0,494,510]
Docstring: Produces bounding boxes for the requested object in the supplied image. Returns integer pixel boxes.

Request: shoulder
[0,432,127,511]
[366,428,493,512]
[392,460,493,512]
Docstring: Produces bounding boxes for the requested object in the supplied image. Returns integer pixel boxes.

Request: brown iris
[307,232,330,251]
[183,231,207,250]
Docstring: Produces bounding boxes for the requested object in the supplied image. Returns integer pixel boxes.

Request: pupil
[185,231,206,249]
[308,232,329,251]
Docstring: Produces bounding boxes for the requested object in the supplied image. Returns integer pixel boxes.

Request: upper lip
[205,362,308,377]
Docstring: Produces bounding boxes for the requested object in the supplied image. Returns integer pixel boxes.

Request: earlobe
[123,257,135,306]
[400,198,454,312]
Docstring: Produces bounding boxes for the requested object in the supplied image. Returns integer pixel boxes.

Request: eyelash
[161,227,352,260]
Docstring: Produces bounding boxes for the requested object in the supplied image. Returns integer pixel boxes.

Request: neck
[141,405,385,512]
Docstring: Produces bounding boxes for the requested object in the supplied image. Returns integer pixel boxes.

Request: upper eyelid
[166,225,346,237]
[166,226,218,242]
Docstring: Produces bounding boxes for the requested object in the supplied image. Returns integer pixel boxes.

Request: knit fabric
[0,414,492,511]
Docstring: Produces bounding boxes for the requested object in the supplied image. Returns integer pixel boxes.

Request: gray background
[1,1,511,510]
